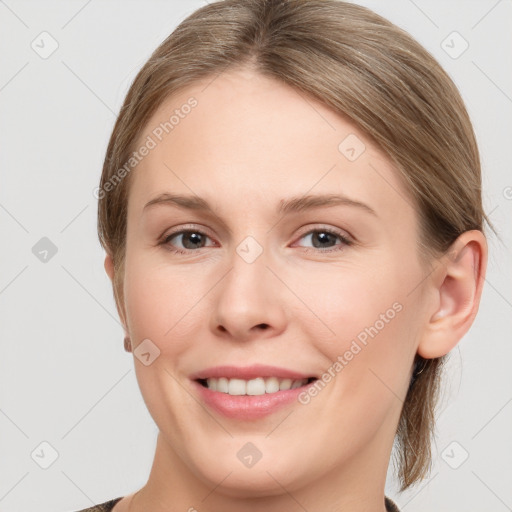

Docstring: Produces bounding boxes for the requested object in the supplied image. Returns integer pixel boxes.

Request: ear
[104,252,129,340]
[104,252,115,282]
[417,230,488,359]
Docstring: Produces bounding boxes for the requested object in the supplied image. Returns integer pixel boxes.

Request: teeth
[246,377,266,395]
[265,377,280,393]
[203,377,310,395]
[279,378,292,390]
[228,378,246,396]
[206,378,217,391]
[217,377,229,393]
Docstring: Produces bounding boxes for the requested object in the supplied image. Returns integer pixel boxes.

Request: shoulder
[72,497,123,512]
[385,496,401,512]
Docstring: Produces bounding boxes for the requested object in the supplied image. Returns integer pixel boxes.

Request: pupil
[184,232,203,249]
[314,232,334,248]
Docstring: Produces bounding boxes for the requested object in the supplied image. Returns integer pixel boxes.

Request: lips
[189,365,318,420]
[189,364,317,381]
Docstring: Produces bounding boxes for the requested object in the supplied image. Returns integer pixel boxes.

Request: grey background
[0,1,511,511]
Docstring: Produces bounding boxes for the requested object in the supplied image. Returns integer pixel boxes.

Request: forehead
[128,67,415,225]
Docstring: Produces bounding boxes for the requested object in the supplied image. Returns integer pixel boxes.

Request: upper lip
[190,364,317,381]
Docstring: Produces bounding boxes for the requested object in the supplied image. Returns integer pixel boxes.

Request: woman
[81,0,489,510]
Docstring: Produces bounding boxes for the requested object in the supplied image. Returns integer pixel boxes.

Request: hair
[97,0,491,491]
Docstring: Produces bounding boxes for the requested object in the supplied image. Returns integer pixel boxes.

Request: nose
[210,244,287,343]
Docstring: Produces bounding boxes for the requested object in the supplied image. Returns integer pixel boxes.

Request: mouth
[195,376,318,396]
[192,367,318,422]
[190,365,319,420]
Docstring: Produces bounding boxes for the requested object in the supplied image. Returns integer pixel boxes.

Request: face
[119,67,432,497]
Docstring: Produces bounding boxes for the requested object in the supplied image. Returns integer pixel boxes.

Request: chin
[176,436,301,495]
[199,462,304,499]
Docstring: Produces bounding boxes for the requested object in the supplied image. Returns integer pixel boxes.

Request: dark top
[74,495,401,511]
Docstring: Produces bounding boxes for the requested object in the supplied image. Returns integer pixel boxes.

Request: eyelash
[159,224,353,255]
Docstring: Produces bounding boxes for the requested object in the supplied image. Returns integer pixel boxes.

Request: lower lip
[191,380,316,420]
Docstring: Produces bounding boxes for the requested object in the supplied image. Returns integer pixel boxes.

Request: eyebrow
[143,192,377,217]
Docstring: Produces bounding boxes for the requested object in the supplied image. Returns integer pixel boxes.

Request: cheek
[299,261,406,344]
[299,259,418,396]
[296,270,416,444]
[123,259,203,435]
[124,269,170,342]
[123,254,207,343]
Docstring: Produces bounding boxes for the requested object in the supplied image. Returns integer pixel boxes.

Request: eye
[160,227,215,254]
[159,225,353,255]
[294,227,353,253]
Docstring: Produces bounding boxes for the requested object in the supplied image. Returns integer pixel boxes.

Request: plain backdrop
[1,1,511,511]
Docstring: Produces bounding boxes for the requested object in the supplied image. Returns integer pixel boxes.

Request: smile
[197,376,316,396]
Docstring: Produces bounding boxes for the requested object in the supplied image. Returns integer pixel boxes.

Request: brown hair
[97,0,490,490]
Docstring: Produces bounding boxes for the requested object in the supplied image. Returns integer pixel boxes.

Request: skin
[105,66,487,512]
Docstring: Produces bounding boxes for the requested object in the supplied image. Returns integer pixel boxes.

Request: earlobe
[104,252,115,282]
[417,230,487,359]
